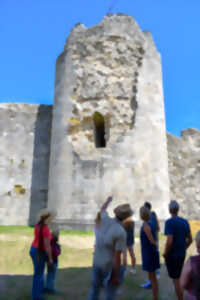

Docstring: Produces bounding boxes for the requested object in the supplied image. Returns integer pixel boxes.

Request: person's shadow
[0,264,180,300]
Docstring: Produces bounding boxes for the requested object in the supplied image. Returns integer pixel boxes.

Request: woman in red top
[30,209,56,300]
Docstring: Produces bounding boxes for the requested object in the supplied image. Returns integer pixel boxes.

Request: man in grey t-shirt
[88,197,133,300]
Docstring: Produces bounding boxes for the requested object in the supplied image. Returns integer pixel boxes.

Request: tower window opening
[93,112,106,148]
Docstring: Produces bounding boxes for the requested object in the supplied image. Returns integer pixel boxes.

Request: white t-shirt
[93,212,126,272]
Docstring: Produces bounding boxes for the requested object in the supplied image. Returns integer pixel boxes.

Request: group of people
[89,197,200,300]
[29,199,200,300]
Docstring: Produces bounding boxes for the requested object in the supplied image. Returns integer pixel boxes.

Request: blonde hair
[140,206,150,222]
[195,231,200,246]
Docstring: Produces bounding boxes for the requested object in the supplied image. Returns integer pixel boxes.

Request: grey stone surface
[48,14,170,228]
[0,103,52,225]
[167,128,200,219]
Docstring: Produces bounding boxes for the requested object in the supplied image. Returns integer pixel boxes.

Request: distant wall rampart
[0,103,52,225]
[0,103,199,225]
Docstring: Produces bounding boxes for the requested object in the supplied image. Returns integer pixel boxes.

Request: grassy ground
[0,224,199,300]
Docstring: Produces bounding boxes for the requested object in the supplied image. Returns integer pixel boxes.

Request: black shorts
[165,256,185,279]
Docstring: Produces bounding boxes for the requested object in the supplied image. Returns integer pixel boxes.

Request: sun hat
[37,208,57,223]
[114,203,133,221]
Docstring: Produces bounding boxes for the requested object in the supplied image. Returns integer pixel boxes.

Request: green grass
[0,225,94,236]
[0,225,33,234]
[0,226,197,300]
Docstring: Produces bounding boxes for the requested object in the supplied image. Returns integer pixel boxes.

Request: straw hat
[37,208,57,223]
[114,204,133,221]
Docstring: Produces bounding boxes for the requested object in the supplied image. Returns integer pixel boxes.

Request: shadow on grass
[0,264,177,300]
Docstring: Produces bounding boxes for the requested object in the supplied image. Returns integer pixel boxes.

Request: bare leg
[128,247,136,268]
[173,279,183,300]
[148,272,158,300]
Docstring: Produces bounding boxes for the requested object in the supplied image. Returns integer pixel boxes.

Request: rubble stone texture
[48,15,170,229]
[167,129,200,219]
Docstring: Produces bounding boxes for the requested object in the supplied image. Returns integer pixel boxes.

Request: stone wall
[47,15,170,229]
[0,103,200,225]
[167,129,200,219]
[0,103,52,225]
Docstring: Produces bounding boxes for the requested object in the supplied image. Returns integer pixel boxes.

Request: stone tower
[48,15,170,229]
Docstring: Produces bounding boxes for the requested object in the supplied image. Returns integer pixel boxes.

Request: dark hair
[144,202,151,210]
[140,206,150,222]
[116,215,123,222]
[52,234,58,243]
[123,219,134,231]
[37,219,46,257]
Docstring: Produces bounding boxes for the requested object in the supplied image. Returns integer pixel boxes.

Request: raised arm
[100,196,113,213]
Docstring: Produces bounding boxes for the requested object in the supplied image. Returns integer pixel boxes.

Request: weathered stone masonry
[47,15,170,229]
[0,103,199,225]
[0,15,199,227]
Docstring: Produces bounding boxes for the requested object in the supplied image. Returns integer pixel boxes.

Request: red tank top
[32,224,52,251]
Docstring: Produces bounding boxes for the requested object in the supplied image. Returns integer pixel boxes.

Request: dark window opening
[93,112,106,148]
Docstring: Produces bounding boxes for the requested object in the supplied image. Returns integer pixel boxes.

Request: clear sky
[0,0,200,136]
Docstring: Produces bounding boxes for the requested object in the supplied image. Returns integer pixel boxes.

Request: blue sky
[0,0,200,136]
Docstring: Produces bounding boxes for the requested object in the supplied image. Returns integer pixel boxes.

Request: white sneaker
[129,268,136,274]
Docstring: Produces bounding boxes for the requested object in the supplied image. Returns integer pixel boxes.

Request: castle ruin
[0,15,199,228]
[47,15,170,229]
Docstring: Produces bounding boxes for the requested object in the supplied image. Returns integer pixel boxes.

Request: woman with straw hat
[29,209,56,300]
